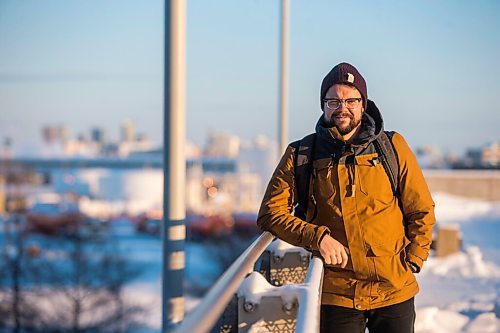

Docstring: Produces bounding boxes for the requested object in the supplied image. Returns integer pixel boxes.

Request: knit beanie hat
[320,62,368,110]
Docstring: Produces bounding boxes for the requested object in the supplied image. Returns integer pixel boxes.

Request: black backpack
[292,131,400,220]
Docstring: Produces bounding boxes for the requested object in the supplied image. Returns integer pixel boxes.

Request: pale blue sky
[1,0,499,155]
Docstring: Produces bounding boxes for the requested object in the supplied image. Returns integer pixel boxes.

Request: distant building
[59,125,70,143]
[112,141,154,158]
[121,119,136,143]
[415,146,446,169]
[458,142,500,169]
[2,137,13,159]
[186,141,202,159]
[42,125,69,144]
[42,126,58,143]
[77,132,89,143]
[238,135,279,195]
[90,127,107,144]
[136,132,148,143]
[63,139,101,157]
[186,161,261,214]
[481,142,500,167]
[205,132,240,158]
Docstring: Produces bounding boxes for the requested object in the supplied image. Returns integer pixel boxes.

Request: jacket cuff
[406,242,429,262]
[405,252,423,272]
[312,226,330,250]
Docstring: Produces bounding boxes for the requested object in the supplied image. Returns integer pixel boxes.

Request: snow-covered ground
[2,192,499,332]
[112,192,500,332]
[414,193,500,332]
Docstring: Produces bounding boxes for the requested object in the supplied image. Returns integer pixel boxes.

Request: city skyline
[1,0,500,156]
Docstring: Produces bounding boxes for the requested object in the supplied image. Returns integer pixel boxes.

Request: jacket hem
[320,283,419,310]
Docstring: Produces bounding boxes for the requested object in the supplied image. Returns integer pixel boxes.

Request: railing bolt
[282,301,295,315]
[243,301,256,312]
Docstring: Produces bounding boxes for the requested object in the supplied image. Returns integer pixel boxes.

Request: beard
[324,113,362,135]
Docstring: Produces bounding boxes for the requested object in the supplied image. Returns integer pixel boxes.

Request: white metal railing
[171,231,274,333]
[171,231,324,333]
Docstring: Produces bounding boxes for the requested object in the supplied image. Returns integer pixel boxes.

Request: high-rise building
[2,137,12,159]
[42,125,59,143]
[58,125,70,142]
[42,125,70,143]
[121,120,136,143]
[91,127,107,144]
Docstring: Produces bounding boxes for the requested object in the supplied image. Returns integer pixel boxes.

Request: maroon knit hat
[320,62,368,110]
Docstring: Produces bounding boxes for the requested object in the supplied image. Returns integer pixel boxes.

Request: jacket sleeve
[392,133,436,271]
[257,144,330,250]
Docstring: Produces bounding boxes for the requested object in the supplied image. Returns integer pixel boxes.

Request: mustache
[333,112,353,119]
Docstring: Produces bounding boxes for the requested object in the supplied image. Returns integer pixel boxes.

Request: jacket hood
[315,99,384,146]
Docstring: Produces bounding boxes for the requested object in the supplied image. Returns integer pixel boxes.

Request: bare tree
[29,227,145,333]
[0,213,43,332]
[0,218,146,332]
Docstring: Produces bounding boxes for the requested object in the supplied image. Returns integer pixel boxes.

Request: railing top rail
[172,231,274,333]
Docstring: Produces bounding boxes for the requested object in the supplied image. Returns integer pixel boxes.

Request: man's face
[323,84,365,135]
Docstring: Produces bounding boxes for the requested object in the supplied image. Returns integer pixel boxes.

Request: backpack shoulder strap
[373,131,400,197]
[292,133,316,220]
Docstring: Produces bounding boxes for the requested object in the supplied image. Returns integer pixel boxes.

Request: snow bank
[416,192,500,333]
[415,306,469,333]
[422,246,500,278]
[122,284,201,330]
[433,192,500,224]
[465,312,499,333]
[415,307,500,333]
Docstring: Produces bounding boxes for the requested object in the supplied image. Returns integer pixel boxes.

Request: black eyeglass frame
[323,98,362,110]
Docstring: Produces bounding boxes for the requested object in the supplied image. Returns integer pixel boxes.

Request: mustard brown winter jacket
[257,100,436,310]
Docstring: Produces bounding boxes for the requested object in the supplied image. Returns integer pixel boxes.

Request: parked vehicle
[26,201,85,235]
[186,213,234,240]
[26,194,108,236]
[232,212,259,236]
[134,210,235,240]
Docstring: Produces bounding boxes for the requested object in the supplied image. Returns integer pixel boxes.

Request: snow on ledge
[237,271,303,306]
[266,238,311,259]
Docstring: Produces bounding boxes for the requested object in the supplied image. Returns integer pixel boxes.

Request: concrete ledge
[423,170,500,201]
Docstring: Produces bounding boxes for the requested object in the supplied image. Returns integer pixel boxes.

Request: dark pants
[320,298,415,333]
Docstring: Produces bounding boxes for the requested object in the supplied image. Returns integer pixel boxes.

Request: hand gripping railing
[171,231,274,333]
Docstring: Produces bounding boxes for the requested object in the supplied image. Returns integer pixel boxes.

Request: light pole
[163,0,186,331]
[278,0,290,154]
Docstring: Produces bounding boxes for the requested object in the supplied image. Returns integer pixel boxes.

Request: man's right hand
[319,234,348,268]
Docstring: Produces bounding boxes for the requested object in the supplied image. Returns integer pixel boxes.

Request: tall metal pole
[163,0,186,331]
[278,0,290,154]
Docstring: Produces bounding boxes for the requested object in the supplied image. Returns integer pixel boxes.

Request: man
[257,62,435,333]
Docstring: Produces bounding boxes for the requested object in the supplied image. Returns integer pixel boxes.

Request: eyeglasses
[323,98,362,110]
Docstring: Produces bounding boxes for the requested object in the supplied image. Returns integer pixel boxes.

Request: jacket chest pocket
[355,153,394,205]
[312,158,337,200]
